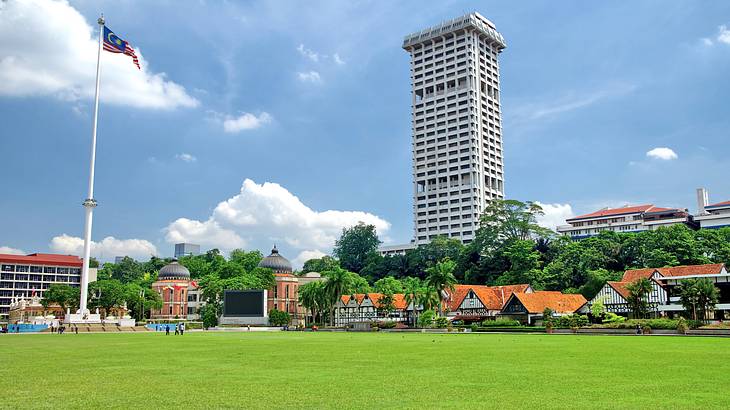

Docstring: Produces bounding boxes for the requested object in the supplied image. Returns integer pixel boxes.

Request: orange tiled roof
[344,293,408,309]
[0,253,83,267]
[448,284,531,311]
[340,295,351,304]
[568,204,656,221]
[623,263,726,282]
[607,281,630,299]
[392,293,408,310]
[706,200,730,208]
[447,285,473,311]
[510,291,587,314]
[621,268,659,282]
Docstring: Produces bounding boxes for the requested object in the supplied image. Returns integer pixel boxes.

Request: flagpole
[78,15,105,316]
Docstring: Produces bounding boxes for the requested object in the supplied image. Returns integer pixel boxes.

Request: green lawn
[1,332,729,409]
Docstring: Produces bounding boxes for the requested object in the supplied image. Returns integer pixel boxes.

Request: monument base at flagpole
[64,309,102,324]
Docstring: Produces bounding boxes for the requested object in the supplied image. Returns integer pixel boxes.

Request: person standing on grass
[175,323,179,335]
[180,322,185,336]
[165,325,170,335]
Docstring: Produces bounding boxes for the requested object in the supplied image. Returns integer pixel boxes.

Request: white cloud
[292,250,327,270]
[718,25,730,45]
[222,112,272,133]
[49,234,158,260]
[164,178,390,255]
[175,153,197,163]
[296,44,319,62]
[0,246,26,255]
[646,147,678,160]
[534,202,574,231]
[297,71,321,83]
[333,53,346,65]
[0,0,198,109]
[701,24,730,46]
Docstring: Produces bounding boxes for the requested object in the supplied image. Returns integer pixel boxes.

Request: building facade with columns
[151,260,197,320]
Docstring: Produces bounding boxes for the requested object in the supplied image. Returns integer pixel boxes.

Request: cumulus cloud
[0,246,26,255]
[49,234,158,260]
[534,202,574,231]
[646,147,678,160]
[164,179,390,255]
[222,112,272,133]
[296,44,319,62]
[703,24,730,46]
[0,0,198,109]
[333,53,346,65]
[297,71,321,83]
[292,250,327,270]
[175,153,197,163]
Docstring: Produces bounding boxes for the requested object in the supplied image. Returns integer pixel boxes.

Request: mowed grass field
[1,332,729,409]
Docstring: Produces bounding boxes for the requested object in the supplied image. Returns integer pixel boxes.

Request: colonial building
[499,291,588,325]
[588,264,729,319]
[557,204,694,239]
[335,293,410,326]
[446,284,532,322]
[151,260,197,320]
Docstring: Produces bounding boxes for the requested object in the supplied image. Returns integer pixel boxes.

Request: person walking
[165,325,170,335]
[74,325,78,334]
[180,322,185,336]
[174,323,179,335]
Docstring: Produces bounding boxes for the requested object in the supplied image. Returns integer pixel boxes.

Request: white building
[694,188,730,229]
[556,204,693,239]
[403,12,506,245]
[378,243,416,257]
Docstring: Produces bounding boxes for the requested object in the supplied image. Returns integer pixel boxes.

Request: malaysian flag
[102,26,140,69]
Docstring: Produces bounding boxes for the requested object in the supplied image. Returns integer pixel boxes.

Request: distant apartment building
[403,12,506,245]
[0,253,97,321]
[174,243,200,259]
[556,204,694,239]
[695,188,730,229]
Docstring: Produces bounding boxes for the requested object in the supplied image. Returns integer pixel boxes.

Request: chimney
[696,188,709,215]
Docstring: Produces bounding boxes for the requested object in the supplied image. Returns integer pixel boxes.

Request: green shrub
[602,312,626,324]
[268,309,291,326]
[418,310,436,328]
[434,316,450,328]
[200,303,220,329]
[554,314,589,329]
[481,318,522,328]
[470,323,479,332]
[377,320,397,329]
[589,318,680,330]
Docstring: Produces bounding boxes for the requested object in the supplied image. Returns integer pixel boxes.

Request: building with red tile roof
[1,253,95,321]
[446,284,532,322]
[695,195,730,229]
[556,204,694,239]
[499,291,587,325]
[334,292,415,326]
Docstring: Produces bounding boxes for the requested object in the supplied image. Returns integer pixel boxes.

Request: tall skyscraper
[174,243,200,259]
[403,12,506,245]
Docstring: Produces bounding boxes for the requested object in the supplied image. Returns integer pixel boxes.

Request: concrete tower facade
[403,12,506,245]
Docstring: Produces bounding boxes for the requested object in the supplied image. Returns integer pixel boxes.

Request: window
[1,265,14,272]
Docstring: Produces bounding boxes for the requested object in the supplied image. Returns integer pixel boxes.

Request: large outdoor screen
[223,290,265,317]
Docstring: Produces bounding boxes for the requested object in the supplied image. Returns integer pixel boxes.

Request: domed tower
[258,245,293,274]
[260,246,302,325]
[151,259,193,320]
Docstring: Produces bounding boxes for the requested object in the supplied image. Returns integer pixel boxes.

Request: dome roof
[158,260,190,280]
[258,246,292,273]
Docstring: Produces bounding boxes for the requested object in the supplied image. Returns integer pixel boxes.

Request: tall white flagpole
[78,15,105,315]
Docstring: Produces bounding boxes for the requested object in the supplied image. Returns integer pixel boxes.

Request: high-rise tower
[403,12,506,245]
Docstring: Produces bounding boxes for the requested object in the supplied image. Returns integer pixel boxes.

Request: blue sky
[1,0,729,265]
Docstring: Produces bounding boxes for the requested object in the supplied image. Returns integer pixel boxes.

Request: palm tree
[299,281,326,325]
[679,278,719,321]
[425,259,457,316]
[323,267,354,326]
[626,278,653,319]
[402,278,421,326]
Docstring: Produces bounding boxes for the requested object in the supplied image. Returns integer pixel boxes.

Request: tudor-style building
[334,293,410,326]
[588,263,729,319]
[499,291,588,325]
[446,284,532,322]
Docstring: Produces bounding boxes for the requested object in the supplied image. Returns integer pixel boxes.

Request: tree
[123,283,162,320]
[301,256,340,274]
[99,257,144,283]
[229,249,264,272]
[200,303,220,329]
[425,259,457,316]
[476,199,553,244]
[678,278,719,321]
[402,277,424,326]
[373,277,404,294]
[42,284,80,312]
[89,257,99,268]
[299,281,327,325]
[88,279,127,317]
[269,309,291,326]
[323,267,355,326]
[333,222,381,273]
[377,293,396,316]
[496,239,544,288]
[625,278,653,319]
